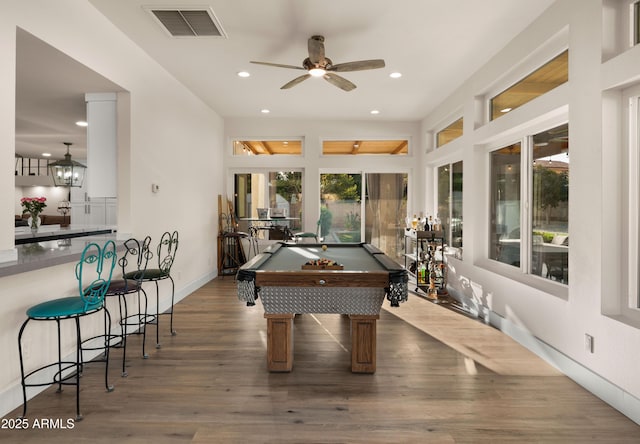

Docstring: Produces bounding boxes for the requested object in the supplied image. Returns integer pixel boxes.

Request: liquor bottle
[411,214,419,229]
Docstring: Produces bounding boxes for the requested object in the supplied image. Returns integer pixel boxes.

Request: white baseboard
[489,310,640,425]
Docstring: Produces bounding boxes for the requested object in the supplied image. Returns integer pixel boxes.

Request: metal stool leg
[169,276,176,336]
[17,319,30,419]
[139,287,149,359]
[118,294,129,377]
[154,281,161,348]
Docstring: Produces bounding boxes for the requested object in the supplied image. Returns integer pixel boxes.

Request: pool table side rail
[236,242,409,307]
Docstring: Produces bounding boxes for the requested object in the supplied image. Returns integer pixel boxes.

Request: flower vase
[28,214,41,233]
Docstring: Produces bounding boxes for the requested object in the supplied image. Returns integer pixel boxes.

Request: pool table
[236,242,408,373]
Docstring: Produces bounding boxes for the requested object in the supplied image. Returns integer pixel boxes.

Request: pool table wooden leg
[264,313,294,372]
[349,315,379,373]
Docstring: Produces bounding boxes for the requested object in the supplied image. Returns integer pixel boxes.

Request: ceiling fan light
[309,68,326,77]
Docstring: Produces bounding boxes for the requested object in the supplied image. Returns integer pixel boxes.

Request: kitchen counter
[2,229,120,278]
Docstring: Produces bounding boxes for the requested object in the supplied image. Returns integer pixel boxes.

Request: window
[623,84,640,313]
[365,173,408,262]
[490,143,521,266]
[635,0,640,45]
[436,118,463,148]
[322,140,408,155]
[437,161,463,254]
[320,173,362,242]
[531,126,569,283]
[319,172,408,261]
[233,171,303,233]
[489,123,569,284]
[233,140,301,156]
[490,50,568,121]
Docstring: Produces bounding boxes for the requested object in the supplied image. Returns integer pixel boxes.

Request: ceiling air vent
[149,7,227,38]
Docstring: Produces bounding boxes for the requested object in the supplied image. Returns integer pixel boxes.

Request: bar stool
[125,231,178,349]
[17,240,117,420]
[96,236,152,377]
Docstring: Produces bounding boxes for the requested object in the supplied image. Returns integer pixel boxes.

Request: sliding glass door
[320,172,407,262]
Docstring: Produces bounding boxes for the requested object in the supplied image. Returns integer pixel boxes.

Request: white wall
[0,0,223,416]
[422,0,640,422]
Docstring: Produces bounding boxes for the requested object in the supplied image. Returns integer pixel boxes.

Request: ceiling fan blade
[330,59,386,72]
[323,72,356,92]
[281,74,311,89]
[250,61,306,70]
[308,35,325,65]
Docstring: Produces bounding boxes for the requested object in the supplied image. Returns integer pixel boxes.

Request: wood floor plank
[2,278,638,443]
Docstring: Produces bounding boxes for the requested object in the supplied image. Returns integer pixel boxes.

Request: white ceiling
[15,0,555,159]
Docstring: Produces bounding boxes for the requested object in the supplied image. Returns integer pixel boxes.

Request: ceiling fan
[250,35,385,92]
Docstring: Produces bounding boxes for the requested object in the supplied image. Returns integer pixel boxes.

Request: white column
[85,92,117,198]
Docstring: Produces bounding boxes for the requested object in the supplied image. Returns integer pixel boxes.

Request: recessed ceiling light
[237,71,250,78]
[76,121,88,127]
[42,153,51,157]
[261,109,270,114]
[500,108,512,113]
[389,72,402,78]
[370,110,380,115]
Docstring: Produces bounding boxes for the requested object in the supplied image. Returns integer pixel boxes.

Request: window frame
[488,50,569,122]
[634,0,640,46]
[231,138,304,157]
[230,168,305,232]
[435,117,464,148]
[624,84,640,318]
[435,160,463,258]
[479,114,569,299]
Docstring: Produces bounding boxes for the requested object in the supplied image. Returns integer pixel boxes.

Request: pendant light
[48,142,86,187]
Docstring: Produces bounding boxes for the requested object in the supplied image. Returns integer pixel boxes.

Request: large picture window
[489,123,569,284]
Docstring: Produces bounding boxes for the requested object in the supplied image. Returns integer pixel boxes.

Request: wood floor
[3,277,639,443]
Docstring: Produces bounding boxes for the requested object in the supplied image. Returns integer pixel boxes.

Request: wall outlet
[585,334,594,353]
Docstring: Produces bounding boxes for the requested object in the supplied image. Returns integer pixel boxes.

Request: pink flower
[20,196,47,214]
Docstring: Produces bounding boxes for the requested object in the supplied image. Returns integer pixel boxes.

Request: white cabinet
[70,196,116,226]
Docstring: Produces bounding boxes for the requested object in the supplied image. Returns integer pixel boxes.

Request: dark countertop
[1,232,121,278]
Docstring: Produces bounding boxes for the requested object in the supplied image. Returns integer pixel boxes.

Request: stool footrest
[22,361,79,388]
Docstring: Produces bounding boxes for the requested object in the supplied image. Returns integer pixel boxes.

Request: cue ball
[322,245,328,251]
